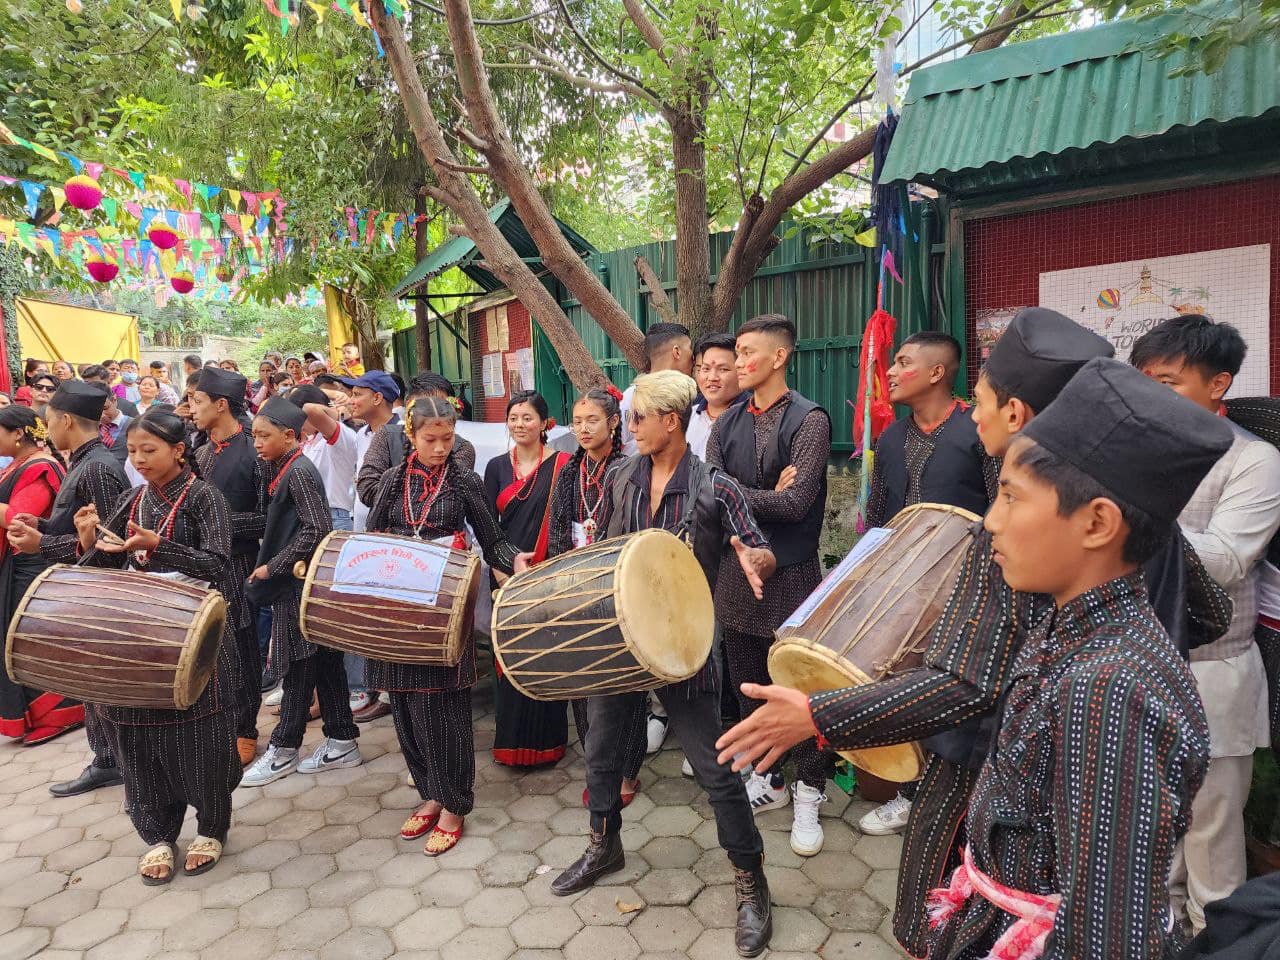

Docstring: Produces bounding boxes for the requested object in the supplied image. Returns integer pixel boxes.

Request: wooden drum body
[300,530,481,666]
[5,566,226,710]
[768,503,980,782]
[491,529,714,701]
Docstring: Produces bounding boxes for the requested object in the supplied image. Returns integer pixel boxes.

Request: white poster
[780,527,894,631]
[1039,244,1271,395]
[495,304,510,351]
[482,352,506,397]
[329,535,449,605]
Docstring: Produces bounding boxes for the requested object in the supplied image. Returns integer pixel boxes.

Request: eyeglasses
[627,411,647,427]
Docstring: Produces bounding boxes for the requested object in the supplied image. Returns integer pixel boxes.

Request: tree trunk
[670,109,713,341]
[370,1,610,392]
[413,189,432,372]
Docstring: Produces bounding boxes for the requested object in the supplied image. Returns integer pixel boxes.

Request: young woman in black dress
[545,387,647,806]
[64,411,242,884]
[485,390,572,767]
[366,395,520,855]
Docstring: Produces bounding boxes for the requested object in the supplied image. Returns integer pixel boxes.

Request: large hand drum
[491,529,714,700]
[300,530,481,666]
[768,503,980,782]
[6,566,226,710]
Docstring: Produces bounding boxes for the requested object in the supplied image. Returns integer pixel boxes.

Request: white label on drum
[330,534,450,605]
[780,527,895,630]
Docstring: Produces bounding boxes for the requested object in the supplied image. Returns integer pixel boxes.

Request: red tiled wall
[469,298,533,422]
[965,175,1280,393]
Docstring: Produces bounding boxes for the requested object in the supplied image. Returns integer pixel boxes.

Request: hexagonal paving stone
[335,837,398,872]
[810,885,887,932]
[854,832,905,870]
[324,796,380,825]
[441,924,516,960]
[478,851,540,887]
[687,927,737,960]
[319,926,395,960]
[535,834,589,868]
[506,794,561,823]
[770,905,831,952]
[45,838,112,873]
[299,824,361,854]
[160,907,237,951]
[634,868,705,906]
[563,925,641,960]
[628,905,701,952]
[350,887,420,927]
[200,870,271,909]
[435,836,498,869]
[48,907,128,950]
[420,868,483,908]
[639,836,701,869]
[0,870,68,908]
[271,853,337,888]
[128,890,202,930]
[640,805,701,838]
[572,884,644,927]
[768,866,821,907]
[0,925,51,960]
[85,930,162,960]
[495,822,555,853]
[196,928,278,960]
[463,806,512,837]
[230,839,300,872]
[821,930,909,960]
[689,884,735,929]
[292,786,347,812]
[517,768,570,795]
[308,868,377,907]
[510,905,584,948]
[23,888,101,927]
[865,867,900,910]
[275,906,351,950]
[391,906,465,951]
[238,887,310,928]
[800,849,872,890]
[375,851,440,888]
[462,887,530,927]
[690,848,733,886]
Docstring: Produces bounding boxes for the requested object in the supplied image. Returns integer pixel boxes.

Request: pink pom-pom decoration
[170,270,195,294]
[64,174,103,211]
[147,225,180,250]
[85,255,119,284]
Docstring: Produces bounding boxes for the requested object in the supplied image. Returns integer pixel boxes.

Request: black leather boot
[50,763,123,797]
[551,829,624,895]
[734,863,772,957]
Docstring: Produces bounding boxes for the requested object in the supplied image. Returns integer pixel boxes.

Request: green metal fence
[546,202,951,458]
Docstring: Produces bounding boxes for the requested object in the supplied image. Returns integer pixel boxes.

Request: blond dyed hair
[630,369,697,431]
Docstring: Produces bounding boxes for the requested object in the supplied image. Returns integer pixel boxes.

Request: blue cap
[338,370,401,402]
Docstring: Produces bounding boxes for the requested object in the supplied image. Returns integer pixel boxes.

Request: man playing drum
[8,381,128,798]
[715,308,1232,957]
[550,369,778,959]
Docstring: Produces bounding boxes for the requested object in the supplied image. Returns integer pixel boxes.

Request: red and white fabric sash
[926,845,1061,960]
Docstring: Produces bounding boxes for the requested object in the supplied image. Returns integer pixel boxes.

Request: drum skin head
[769,639,923,783]
[615,529,714,680]
[173,592,227,710]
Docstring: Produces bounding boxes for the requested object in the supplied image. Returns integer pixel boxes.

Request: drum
[768,502,980,782]
[299,530,481,666]
[5,566,226,710]
[491,529,714,701]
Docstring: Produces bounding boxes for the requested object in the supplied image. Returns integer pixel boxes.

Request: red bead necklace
[509,444,544,502]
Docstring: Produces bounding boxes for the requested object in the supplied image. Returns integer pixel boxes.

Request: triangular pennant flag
[128,171,146,192]
[102,197,119,222]
[61,153,83,175]
[306,0,328,21]
[164,209,181,230]
[173,179,192,203]
[224,215,243,240]
[139,207,158,233]
[243,191,259,215]
[84,161,104,181]
[20,181,44,218]
[240,214,255,237]
[205,211,222,235]
[227,189,241,210]
[50,187,66,213]
[186,211,202,237]
[42,228,61,257]
[195,183,212,203]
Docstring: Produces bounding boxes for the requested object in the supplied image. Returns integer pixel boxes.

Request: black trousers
[115,708,241,845]
[572,696,646,782]
[269,646,358,750]
[585,685,763,871]
[234,623,262,741]
[722,626,833,789]
[391,689,474,816]
[86,704,117,769]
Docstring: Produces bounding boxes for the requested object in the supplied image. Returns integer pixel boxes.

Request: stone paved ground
[0,680,908,960]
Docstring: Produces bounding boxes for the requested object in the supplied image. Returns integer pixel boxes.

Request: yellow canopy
[16,298,141,366]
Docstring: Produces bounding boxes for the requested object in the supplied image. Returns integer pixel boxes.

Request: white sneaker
[790,783,827,856]
[264,685,284,707]
[298,738,362,774]
[349,691,373,712]
[859,792,912,836]
[646,713,669,754]
[747,772,790,815]
[241,746,300,787]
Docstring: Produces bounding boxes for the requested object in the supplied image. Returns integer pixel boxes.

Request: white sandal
[183,835,223,877]
[139,843,177,886]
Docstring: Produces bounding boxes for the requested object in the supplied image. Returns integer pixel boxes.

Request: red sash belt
[926,845,1061,960]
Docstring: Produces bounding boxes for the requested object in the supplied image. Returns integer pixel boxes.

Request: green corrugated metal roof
[390,198,597,299]
[879,6,1280,193]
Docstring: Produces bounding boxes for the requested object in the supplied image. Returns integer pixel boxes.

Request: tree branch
[634,254,677,324]
[622,0,668,60]
[440,0,646,370]
[435,158,492,176]
[552,0,657,98]
[488,55,659,106]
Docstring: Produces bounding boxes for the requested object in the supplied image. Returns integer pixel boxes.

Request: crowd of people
[0,309,1277,958]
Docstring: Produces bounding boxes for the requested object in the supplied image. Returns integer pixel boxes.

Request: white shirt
[686,407,715,461]
[1257,560,1280,622]
[301,421,359,513]
[619,384,638,456]
[352,414,399,532]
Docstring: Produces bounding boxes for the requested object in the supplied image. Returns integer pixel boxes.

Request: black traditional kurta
[927,574,1208,960]
[355,422,477,508]
[193,426,265,739]
[41,438,129,769]
[365,452,517,814]
[547,449,646,782]
[45,470,242,845]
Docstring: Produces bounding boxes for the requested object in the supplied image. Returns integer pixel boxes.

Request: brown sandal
[183,836,223,877]
[139,843,177,886]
